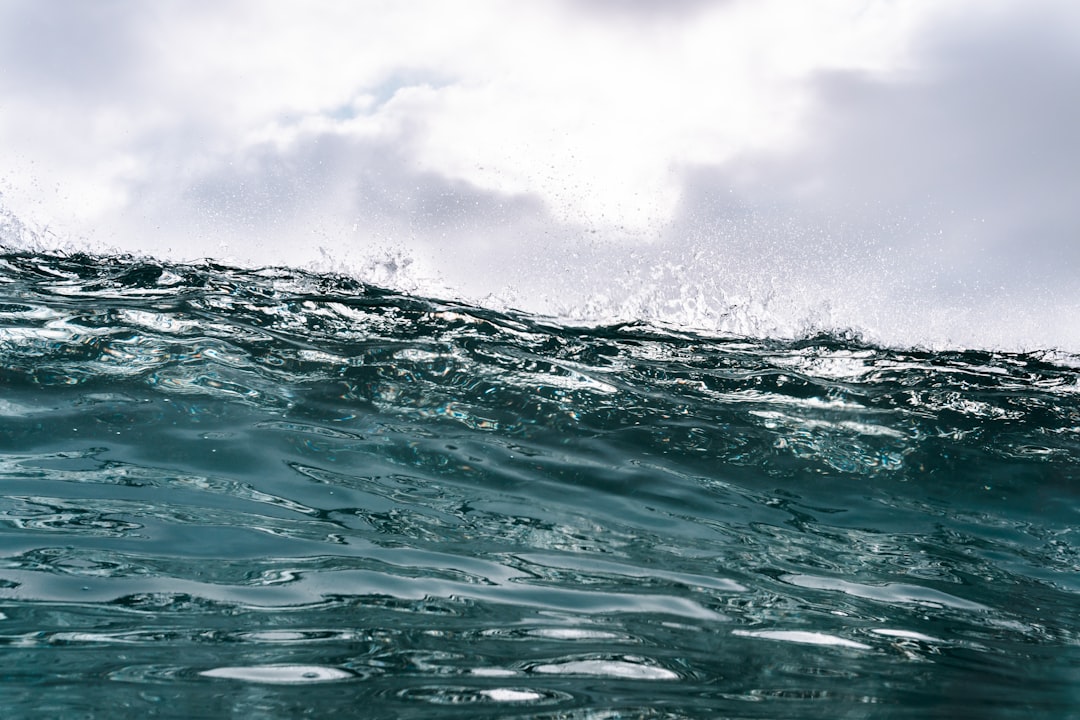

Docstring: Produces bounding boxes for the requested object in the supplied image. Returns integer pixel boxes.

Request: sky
[1,0,1078,351]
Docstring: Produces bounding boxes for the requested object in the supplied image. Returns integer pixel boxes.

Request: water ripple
[0,252,1077,717]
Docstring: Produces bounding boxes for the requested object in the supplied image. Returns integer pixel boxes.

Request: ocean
[0,250,1076,718]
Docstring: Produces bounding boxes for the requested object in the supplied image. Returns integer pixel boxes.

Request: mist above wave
[1,197,1076,354]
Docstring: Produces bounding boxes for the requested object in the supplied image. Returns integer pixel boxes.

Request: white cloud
[0,0,928,235]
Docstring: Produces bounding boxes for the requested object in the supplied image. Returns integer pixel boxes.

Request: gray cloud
[670,3,1080,300]
[0,0,152,101]
[110,117,567,297]
[179,128,546,234]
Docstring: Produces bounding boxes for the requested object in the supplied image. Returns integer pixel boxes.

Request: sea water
[0,251,1076,718]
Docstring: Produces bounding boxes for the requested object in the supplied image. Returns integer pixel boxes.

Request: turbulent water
[0,250,1076,719]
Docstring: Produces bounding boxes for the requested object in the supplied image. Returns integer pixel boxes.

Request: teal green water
[0,252,1077,718]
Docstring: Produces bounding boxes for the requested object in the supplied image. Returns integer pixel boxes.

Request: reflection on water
[0,252,1077,718]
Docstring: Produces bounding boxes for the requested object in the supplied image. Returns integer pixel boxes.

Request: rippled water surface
[0,252,1077,718]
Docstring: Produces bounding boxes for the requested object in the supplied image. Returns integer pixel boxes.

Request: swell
[0,250,1077,716]
[2,251,1076,465]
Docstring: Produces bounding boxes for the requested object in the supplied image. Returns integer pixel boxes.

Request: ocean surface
[0,250,1077,719]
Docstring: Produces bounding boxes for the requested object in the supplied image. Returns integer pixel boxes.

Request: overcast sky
[1,0,1077,350]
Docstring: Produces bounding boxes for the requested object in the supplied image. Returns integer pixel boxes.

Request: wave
[1,249,1076,497]
[3,194,1077,354]
[0,249,1077,716]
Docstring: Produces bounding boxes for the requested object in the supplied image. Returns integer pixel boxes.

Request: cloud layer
[1,0,1077,350]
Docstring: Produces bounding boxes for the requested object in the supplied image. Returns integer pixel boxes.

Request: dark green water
[0,252,1076,718]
